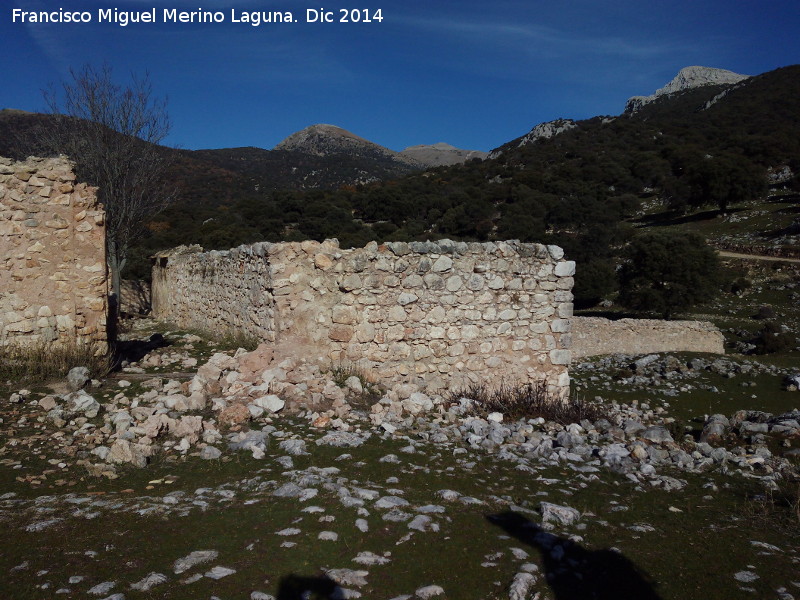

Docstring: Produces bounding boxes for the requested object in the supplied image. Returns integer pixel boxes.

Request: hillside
[134,64,797,302]
[2,66,798,300]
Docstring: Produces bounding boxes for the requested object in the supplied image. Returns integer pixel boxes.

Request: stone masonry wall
[152,239,575,396]
[571,317,724,359]
[0,156,108,349]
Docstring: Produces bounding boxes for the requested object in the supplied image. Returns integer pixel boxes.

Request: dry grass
[0,338,111,385]
[328,361,384,409]
[744,474,800,533]
[451,380,608,424]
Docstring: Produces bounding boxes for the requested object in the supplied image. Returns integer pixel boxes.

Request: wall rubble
[152,239,575,396]
[0,156,108,349]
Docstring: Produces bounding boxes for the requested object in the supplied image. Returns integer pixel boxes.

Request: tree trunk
[107,244,126,339]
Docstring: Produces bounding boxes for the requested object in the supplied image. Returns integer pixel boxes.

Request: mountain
[400,143,487,167]
[275,123,415,162]
[624,66,750,114]
[3,65,798,292]
[0,113,484,192]
[490,66,751,158]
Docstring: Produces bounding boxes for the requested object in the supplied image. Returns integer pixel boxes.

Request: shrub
[754,305,777,320]
[751,322,796,354]
[729,276,752,295]
[450,380,607,424]
[618,230,721,319]
[328,361,383,409]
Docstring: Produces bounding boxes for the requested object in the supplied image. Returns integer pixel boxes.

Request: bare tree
[41,64,175,317]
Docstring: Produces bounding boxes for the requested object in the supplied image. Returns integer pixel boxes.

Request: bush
[729,276,752,295]
[754,305,777,320]
[618,230,721,319]
[752,322,796,354]
[328,362,383,409]
[450,380,607,424]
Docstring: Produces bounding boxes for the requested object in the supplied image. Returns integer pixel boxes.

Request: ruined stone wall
[571,317,725,359]
[152,239,575,395]
[0,156,108,349]
[151,244,277,341]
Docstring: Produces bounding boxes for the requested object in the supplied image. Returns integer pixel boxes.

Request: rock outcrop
[488,119,576,159]
[400,143,487,167]
[624,66,749,114]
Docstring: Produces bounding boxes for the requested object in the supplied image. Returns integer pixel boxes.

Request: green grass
[1,418,798,600]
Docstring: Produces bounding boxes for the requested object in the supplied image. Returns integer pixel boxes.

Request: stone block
[554,261,576,277]
[549,349,571,365]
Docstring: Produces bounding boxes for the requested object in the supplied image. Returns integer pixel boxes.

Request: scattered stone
[130,572,167,591]
[415,584,445,598]
[540,502,581,526]
[205,566,236,580]
[87,581,117,595]
[173,550,219,574]
[200,446,222,460]
[353,552,390,566]
[67,366,91,391]
[326,569,369,587]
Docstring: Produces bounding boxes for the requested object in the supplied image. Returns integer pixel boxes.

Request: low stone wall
[0,156,108,349]
[152,239,575,396]
[571,317,725,359]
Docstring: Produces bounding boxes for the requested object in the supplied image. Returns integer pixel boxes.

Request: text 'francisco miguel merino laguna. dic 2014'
[11,7,385,26]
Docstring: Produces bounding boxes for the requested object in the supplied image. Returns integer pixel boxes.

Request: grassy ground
[0,415,798,600]
[1,250,798,598]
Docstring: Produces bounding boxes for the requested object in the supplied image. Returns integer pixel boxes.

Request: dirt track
[718,250,800,264]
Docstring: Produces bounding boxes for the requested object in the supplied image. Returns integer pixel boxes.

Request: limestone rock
[107,439,151,468]
[67,366,90,391]
[625,66,749,114]
[63,390,101,418]
[219,403,251,426]
[253,394,286,413]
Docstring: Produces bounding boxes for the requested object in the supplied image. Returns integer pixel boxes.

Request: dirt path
[718,250,800,264]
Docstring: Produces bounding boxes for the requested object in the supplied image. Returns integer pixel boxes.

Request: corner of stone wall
[1,155,108,351]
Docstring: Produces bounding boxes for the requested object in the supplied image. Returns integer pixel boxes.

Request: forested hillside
[3,66,798,305]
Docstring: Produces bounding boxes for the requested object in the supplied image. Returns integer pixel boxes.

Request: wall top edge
[152,238,568,263]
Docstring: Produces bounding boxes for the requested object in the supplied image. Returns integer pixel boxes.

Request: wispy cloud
[14,0,75,78]
[400,15,682,60]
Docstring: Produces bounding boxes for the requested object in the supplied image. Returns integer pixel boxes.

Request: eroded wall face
[0,156,107,349]
[151,243,277,342]
[571,317,725,359]
[153,239,574,396]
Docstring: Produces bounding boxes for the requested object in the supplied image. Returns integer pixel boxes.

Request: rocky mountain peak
[274,124,383,156]
[625,66,749,114]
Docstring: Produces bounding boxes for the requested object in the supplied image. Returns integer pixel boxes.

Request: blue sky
[3,0,798,152]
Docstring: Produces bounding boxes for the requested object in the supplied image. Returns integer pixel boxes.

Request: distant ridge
[400,142,487,167]
[275,123,485,168]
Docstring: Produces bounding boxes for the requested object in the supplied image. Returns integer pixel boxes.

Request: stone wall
[152,239,575,396]
[571,317,725,359]
[0,156,108,349]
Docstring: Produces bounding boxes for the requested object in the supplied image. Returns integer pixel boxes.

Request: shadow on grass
[111,333,169,370]
[486,511,663,600]
[637,207,746,227]
[276,573,338,599]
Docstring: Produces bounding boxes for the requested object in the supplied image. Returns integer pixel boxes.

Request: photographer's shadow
[486,511,662,600]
